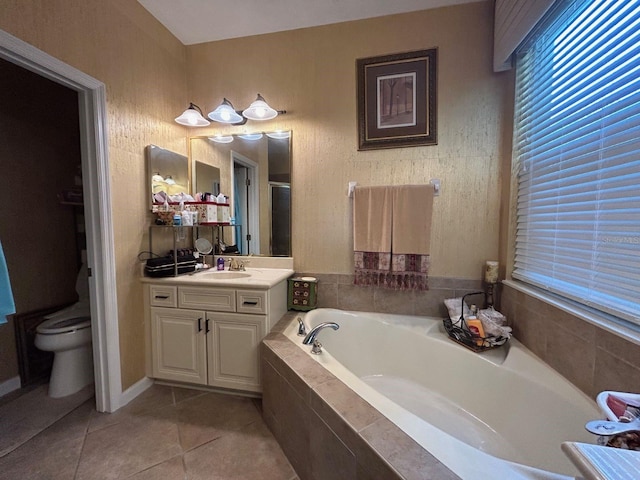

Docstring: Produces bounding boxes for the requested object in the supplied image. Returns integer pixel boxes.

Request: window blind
[513,0,640,325]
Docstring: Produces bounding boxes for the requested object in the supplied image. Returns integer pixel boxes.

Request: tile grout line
[72,403,93,480]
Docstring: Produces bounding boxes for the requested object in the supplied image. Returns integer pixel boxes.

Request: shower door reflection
[270,183,291,256]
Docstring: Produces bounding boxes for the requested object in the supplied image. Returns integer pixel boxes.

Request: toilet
[34,262,93,398]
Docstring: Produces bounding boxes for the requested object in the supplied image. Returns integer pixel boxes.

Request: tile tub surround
[298,273,486,318]
[501,283,640,399]
[261,312,458,480]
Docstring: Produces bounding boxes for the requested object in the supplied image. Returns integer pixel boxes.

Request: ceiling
[138,0,481,45]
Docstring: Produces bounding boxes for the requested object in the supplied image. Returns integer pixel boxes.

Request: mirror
[146,144,189,204]
[190,131,291,257]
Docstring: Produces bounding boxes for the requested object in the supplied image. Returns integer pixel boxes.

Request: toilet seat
[37,316,91,335]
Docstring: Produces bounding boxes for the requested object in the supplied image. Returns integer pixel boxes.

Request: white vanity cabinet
[145,278,288,394]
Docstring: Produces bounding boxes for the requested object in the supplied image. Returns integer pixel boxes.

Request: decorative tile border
[297,273,483,318]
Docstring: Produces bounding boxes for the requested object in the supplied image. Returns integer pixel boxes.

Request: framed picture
[357,48,437,150]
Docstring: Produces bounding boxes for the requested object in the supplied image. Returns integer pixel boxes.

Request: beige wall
[1,0,510,392]
[0,0,189,390]
[186,1,510,278]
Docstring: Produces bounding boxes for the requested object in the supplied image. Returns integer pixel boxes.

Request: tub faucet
[296,317,307,336]
[302,322,339,354]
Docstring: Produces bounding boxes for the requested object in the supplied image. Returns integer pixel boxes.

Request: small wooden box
[288,277,318,311]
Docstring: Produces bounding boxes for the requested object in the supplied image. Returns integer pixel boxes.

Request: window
[513,0,640,325]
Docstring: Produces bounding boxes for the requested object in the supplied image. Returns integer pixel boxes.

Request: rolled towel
[444,297,471,322]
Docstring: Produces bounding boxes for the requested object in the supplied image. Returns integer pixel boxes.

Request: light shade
[175,103,210,127]
[208,98,244,124]
[238,133,263,141]
[164,175,176,185]
[266,131,290,139]
[242,94,278,121]
[209,135,234,144]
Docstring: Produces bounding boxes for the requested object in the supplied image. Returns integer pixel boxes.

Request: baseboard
[0,376,21,397]
[118,376,153,409]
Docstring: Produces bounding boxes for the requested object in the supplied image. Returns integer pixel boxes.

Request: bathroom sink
[202,271,251,279]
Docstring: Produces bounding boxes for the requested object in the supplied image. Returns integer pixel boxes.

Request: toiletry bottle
[217,257,225,271]
[181,204,192,226]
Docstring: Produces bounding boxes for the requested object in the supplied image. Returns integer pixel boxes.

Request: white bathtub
[284,309,600,480]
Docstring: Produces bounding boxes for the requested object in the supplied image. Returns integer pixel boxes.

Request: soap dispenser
[217,257,225,271]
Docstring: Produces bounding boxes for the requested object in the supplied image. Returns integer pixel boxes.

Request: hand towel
[353,184,433,290]
[390,185,433,290]
[0,240,16,324]
[353,186,393,287]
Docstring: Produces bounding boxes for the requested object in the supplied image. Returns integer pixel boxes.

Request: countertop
[140,267,294,290]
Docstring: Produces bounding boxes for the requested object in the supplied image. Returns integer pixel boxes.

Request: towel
[0,240,16,324]
[390,185,432,290]
[353,184,433,290]
[353,186,393,286]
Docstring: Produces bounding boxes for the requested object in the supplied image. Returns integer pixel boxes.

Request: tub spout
[302,322,339,354]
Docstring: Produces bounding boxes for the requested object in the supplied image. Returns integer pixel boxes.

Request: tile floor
[0,384,298,480]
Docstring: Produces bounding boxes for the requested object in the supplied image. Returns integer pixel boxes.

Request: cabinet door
[150,307,207,385]
[207,312,267,392]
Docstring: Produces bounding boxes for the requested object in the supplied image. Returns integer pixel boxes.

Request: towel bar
[347,180,440,197]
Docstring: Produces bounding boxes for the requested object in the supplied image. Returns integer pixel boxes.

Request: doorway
[230,151,259,255]
[0,30,120,412]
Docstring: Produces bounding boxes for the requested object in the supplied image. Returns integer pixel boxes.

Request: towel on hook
[0,240,16,324]
[353,184,433,290]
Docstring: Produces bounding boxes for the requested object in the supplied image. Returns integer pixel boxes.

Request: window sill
[503,279,640,347]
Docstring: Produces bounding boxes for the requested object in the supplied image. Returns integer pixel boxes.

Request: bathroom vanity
[142,262,292,394]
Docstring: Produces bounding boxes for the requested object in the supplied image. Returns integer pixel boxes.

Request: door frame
[0,30,121,412]
[230,151,260,255]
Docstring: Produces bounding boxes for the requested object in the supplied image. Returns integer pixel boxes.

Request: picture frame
[357,48,437,150]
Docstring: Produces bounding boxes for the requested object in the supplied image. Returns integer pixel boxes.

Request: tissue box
[220,205,231,223]
[196,202,218,223]
[194,202,229,224]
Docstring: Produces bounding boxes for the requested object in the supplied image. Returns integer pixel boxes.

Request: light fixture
[175,103,210,127]
[208,98,244,124]
[151,172,165,182]
[238,133,263,141]
[175,94,286,127]
[242,93,278,121]
[266,131,290,139]
[164,175,176,185]
[209,135,234,144]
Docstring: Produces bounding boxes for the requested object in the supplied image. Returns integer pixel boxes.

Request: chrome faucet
[302,322,339,354]
[229,258,245,271]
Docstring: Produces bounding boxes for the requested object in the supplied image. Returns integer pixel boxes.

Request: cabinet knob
[205,318,210,333]
[197,317,203,332]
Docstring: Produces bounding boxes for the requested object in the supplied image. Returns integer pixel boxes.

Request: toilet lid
[37,316,91,334]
